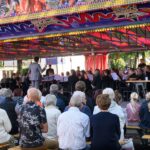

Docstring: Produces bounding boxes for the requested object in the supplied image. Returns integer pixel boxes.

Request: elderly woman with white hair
[43,94,61,150]
[94,88,125,140]
[0,88,18,134]
[126,92,140,125]
[57,92,90,150]
[64,91,92,117]
[93,88,134,150]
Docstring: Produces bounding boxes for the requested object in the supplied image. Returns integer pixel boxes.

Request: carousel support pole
[56,57,58,74]
[70,57,72,70]
[94,54,96,71]
[61,57,64,73]
[17,59,22,74]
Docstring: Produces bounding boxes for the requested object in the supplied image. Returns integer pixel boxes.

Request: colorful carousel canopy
[0,0,150,59]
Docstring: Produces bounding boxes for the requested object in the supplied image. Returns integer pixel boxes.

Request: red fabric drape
[85,55,108,72]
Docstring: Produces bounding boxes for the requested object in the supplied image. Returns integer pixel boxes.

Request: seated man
[18,88,48,150]
[57,92,90,150]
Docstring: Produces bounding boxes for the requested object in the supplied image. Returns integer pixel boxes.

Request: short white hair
[146,92,150,101]
[45,94,57,107]
[37,89,42,99]
[0,88,12,98]
[103,88,115,100]
[130,92,138,101]
[70,92,83,107]
[50,84,59,94]
[73,91,86,104]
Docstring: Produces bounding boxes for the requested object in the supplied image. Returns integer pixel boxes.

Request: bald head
[27,88,40,102]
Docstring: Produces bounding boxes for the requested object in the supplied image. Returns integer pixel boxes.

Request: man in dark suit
[46,64,54,76]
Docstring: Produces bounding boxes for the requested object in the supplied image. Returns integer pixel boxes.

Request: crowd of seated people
[0,61,150,149]
[0,80,150,149]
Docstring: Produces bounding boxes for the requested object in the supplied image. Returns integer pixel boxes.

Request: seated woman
[43,94,61,149]
[0,108,14,146]
[91,94,121,150]
[18,88,48,150]
[126,92,140,125]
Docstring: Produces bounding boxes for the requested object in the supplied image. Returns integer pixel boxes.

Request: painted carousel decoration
[0,0,150,60]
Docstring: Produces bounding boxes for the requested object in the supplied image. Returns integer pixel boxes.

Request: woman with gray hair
[93,88,134,150]
[43,94,61,149]
[0,88,18,134]
[49,84,65,112]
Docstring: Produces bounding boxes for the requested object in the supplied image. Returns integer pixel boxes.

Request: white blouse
[0,108,12,143]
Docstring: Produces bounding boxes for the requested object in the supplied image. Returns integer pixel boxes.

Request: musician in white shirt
[57,92,90,150]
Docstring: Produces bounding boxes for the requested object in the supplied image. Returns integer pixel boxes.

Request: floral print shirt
[19,101,47,148]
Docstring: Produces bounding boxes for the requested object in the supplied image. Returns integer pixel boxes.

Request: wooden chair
[142,135,150,140]
[142,134,150,146]
[13,134,19,139]
[86,141,91,144]
[0,143,10,149]
[8,146,21,150]
[126,125,140,130]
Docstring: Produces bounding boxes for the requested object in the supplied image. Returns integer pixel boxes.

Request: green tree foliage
[0,61,4,67]
[109,51,150,69]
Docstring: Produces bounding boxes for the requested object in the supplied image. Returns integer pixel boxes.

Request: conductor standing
[28,57,46,89]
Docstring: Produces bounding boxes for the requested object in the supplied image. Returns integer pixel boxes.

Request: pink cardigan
[126,103,140,122]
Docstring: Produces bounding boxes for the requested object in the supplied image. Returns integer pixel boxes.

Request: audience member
[13,88,24,105]
[57,93,90,150]
[93,88,125,140]
[145,65,150,91]
[46,64,54,76]
[18,88,48,149]
[91,94,121,150]
[37,89,44,107]
[0,88,18,134]
[127,68,137,80]
[93,88,134,150]
[102,69,114,89]
[92,69,102,90]
[126,92,140,125]
[50,84,65,112]
[139,92,150,129]
[0,108,13,145]
[68,69,79,92]
[138,59,146,69]
[43,94,61,149]
[65,91,92,117]
[114,90,122,105]
[75,81,94,111]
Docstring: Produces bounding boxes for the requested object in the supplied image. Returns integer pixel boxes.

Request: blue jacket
[139,100,150,129]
